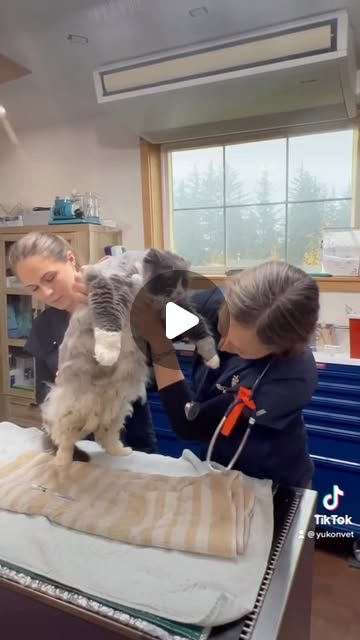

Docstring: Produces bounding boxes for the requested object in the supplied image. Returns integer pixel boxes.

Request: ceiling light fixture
[67,34,89,44]
[189,7,208,18]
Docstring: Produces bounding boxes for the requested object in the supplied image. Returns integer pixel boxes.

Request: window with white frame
[165,129,356,272]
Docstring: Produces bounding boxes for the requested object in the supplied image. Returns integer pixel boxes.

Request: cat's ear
[144,248,162,264]
[172,251,191,271]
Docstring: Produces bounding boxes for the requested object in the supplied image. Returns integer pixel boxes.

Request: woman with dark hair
[127,261,319,488]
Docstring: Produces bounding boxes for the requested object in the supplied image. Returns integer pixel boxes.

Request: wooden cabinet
[0,223,121,427]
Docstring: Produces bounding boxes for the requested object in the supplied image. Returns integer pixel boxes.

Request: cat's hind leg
[46,417,80,466]
[43,398,85,466]
[85,270,134,366]
[95,424,132,456]
[54,438,78,466]
[95,403,132,457]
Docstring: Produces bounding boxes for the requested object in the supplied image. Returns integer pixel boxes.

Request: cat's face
[142,249,191,301]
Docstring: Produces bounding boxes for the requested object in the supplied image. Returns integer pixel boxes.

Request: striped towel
[0,451,255,559]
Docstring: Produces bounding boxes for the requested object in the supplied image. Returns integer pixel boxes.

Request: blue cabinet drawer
[306,424,360,465]
[304,408,360,431]
[310,394,360,416]
[311,455,360,535]
[316,380,360,399]
[315,361,360,380]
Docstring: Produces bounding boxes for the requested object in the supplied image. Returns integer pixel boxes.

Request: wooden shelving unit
[0,223,121,427]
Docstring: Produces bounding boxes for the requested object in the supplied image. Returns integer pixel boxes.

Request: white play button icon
[165,302,199,340]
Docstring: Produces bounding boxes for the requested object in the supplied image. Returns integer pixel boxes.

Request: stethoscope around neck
[184,358,274,473]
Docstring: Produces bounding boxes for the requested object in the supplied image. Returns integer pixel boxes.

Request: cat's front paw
[205,354,220,369]
[107,444,132,456]
[54,451,73,466]
[94,328,122,366]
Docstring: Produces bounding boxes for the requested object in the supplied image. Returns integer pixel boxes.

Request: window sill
[190,274,360,293]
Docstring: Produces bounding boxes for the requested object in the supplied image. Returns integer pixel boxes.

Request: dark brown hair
[225,261,319,355]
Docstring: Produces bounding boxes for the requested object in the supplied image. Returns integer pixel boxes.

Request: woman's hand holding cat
[72,258,110,305]
[130,293,166,346]
[131,293,185,389]
[72,273,89,305]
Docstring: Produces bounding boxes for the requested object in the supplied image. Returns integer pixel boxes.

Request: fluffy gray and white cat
[41,248,219,465]
[91,248,220,369]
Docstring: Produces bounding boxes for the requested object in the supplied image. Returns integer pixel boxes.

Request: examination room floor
[311,538,359,640]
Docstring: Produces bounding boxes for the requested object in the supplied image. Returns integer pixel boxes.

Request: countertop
[174,343,360,367]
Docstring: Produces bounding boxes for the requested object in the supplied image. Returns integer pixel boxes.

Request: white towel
[0,422,273,626]
[0,451,255,559]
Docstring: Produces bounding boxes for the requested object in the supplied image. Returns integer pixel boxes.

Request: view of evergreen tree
[288,166,351,264]
[171,143,352,268]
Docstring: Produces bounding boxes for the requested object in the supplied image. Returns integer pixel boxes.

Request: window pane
[322,199,352,229]
[226,205,286,267]
[171,147,223,209]
[225,138,287,205]
[289,130,353,201]
[173,209,224,267]
[169,130,354,271]
[287,199,352,268]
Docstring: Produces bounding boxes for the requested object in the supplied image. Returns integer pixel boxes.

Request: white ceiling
[0,0,359,134]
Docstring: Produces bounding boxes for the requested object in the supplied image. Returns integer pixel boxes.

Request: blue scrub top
[159,286,318,487]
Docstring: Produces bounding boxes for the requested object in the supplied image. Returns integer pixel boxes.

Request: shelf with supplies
[0,223,122,428]
[5,285,33,296]
[7,338,26,348]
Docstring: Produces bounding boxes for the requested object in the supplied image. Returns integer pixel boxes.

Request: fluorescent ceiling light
[97,18,335,99]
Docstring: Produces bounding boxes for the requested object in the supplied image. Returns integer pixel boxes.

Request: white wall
[0,115,144,248]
